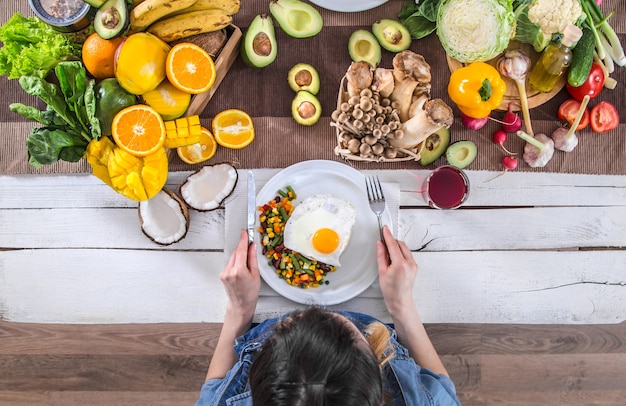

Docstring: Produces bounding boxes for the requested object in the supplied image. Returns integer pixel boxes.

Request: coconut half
[138,188,190,245]
[180,163,238,211]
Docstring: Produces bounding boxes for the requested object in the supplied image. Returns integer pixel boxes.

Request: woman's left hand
[220,229,261,323]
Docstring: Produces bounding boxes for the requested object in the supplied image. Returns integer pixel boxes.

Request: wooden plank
[3,204,623,251]
[0,250,228,324]
[481,354,626,391]
[0,354,207,392]
[0,322,222,356]
[2,170,626,209]
[2,249,625,324]
[398,206,626,251]
[0,208,224,250]
[48,392,200,406]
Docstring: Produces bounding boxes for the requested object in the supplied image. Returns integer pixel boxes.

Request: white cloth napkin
[224,169,400,267]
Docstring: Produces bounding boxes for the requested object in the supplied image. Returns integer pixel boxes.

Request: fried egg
[283,195,357,267]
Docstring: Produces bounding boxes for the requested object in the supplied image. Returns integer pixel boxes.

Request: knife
[247,171,256,244]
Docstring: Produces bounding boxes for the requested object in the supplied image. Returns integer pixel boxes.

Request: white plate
[256,160,392,305]
[310,0,388,12]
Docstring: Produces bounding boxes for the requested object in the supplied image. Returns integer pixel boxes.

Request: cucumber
[568,26,595,87]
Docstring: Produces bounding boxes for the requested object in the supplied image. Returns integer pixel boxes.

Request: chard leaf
[84,78,101,139]
[9,103,45,124]
[26,127,88,168]
[56,61,90,134]
[404,15,437,39]
[399,1,420,20]
[418,0,442,22]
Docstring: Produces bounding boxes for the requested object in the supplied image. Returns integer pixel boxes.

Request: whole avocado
[94,78,137,136]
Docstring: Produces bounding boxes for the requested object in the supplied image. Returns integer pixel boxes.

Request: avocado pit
[253,32,272,57]
[287,63,320,94]
[291,90,321,126]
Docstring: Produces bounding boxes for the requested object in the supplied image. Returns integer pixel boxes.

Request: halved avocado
[241,14,277,69]
[420,127,451,166]
[288,63,320,95]
[372,19,412,52]
[292,91,321,126]
[446,140,477,169]
[94,0,129,39]
[348,29,381,68]
[269,0,323,39]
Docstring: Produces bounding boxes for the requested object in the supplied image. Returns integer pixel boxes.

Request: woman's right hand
[376,225,418,318]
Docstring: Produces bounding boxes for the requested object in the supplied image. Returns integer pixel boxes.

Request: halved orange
[166,43,216,94]
[112,104,166,157]
[211,109,255,149]
[177,126,218,164]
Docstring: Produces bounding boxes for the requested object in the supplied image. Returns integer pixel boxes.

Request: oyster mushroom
[180,163,238,211]
[390,50,432,121]
[345,61,373,97]
[389,96,454,150]
[138,188,190,246]
[372,68,394,97]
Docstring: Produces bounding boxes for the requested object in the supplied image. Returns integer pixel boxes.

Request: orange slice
[177,126,218,164]
[112,105,166,157]
[166,42,216,94]
[211,109,255,149]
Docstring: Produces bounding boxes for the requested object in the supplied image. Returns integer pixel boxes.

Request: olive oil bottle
[529,25,583,93]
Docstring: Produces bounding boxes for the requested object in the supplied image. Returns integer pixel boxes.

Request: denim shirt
[195,311,461,406]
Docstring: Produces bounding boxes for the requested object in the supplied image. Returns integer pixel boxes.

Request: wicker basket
[333,76,425,163]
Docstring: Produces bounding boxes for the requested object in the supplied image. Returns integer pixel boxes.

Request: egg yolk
[312,228,340,254]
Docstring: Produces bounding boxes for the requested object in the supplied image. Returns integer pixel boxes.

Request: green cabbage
[436,0,515,63]
[0,13,81,79]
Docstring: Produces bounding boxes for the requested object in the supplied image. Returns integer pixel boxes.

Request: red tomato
[566,62,605,101]
[589,101,619,133]
[558,99,590,130]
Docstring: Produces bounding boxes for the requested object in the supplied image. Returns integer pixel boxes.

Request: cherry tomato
[589,101,620,133]
[566,62,605,101]
[558,99,590,130]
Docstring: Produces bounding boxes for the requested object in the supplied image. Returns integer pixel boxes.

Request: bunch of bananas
[129,0,241,42]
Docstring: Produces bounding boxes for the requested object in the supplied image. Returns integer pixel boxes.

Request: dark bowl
[28,0,92,33]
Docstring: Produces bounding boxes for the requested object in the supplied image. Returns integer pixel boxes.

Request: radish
[500,102,522,133]
[492,130,517,155]
[502,155,518,171]
[485,155,518,183]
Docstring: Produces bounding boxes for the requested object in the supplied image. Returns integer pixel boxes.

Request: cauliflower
[514,0,585,51]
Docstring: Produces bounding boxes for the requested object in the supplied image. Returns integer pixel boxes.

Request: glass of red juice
[424,165,470,209]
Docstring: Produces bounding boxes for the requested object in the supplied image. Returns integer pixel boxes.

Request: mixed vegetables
[258,187,336,289]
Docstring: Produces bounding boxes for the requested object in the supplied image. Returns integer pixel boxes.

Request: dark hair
[249,307,383,405]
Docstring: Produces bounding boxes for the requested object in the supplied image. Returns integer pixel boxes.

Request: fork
[365,176,386,242]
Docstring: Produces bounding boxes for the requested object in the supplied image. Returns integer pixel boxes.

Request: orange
[112,105,166,157]
[211,109,255,149]
[177,127,218,164]
[82,33,124,80]
[165,43,216,94]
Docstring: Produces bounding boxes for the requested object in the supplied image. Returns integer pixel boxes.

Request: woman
[196,226,461,405]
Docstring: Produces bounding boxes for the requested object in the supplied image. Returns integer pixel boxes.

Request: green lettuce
[436,0,515,63]
[0,13,81,79]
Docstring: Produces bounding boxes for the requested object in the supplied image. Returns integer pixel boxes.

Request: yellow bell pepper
[448,62,506,119]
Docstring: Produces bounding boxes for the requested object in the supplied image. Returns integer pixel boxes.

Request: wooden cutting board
[446,41,565,112]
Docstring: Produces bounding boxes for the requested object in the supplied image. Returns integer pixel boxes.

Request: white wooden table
[1,168,625,325]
